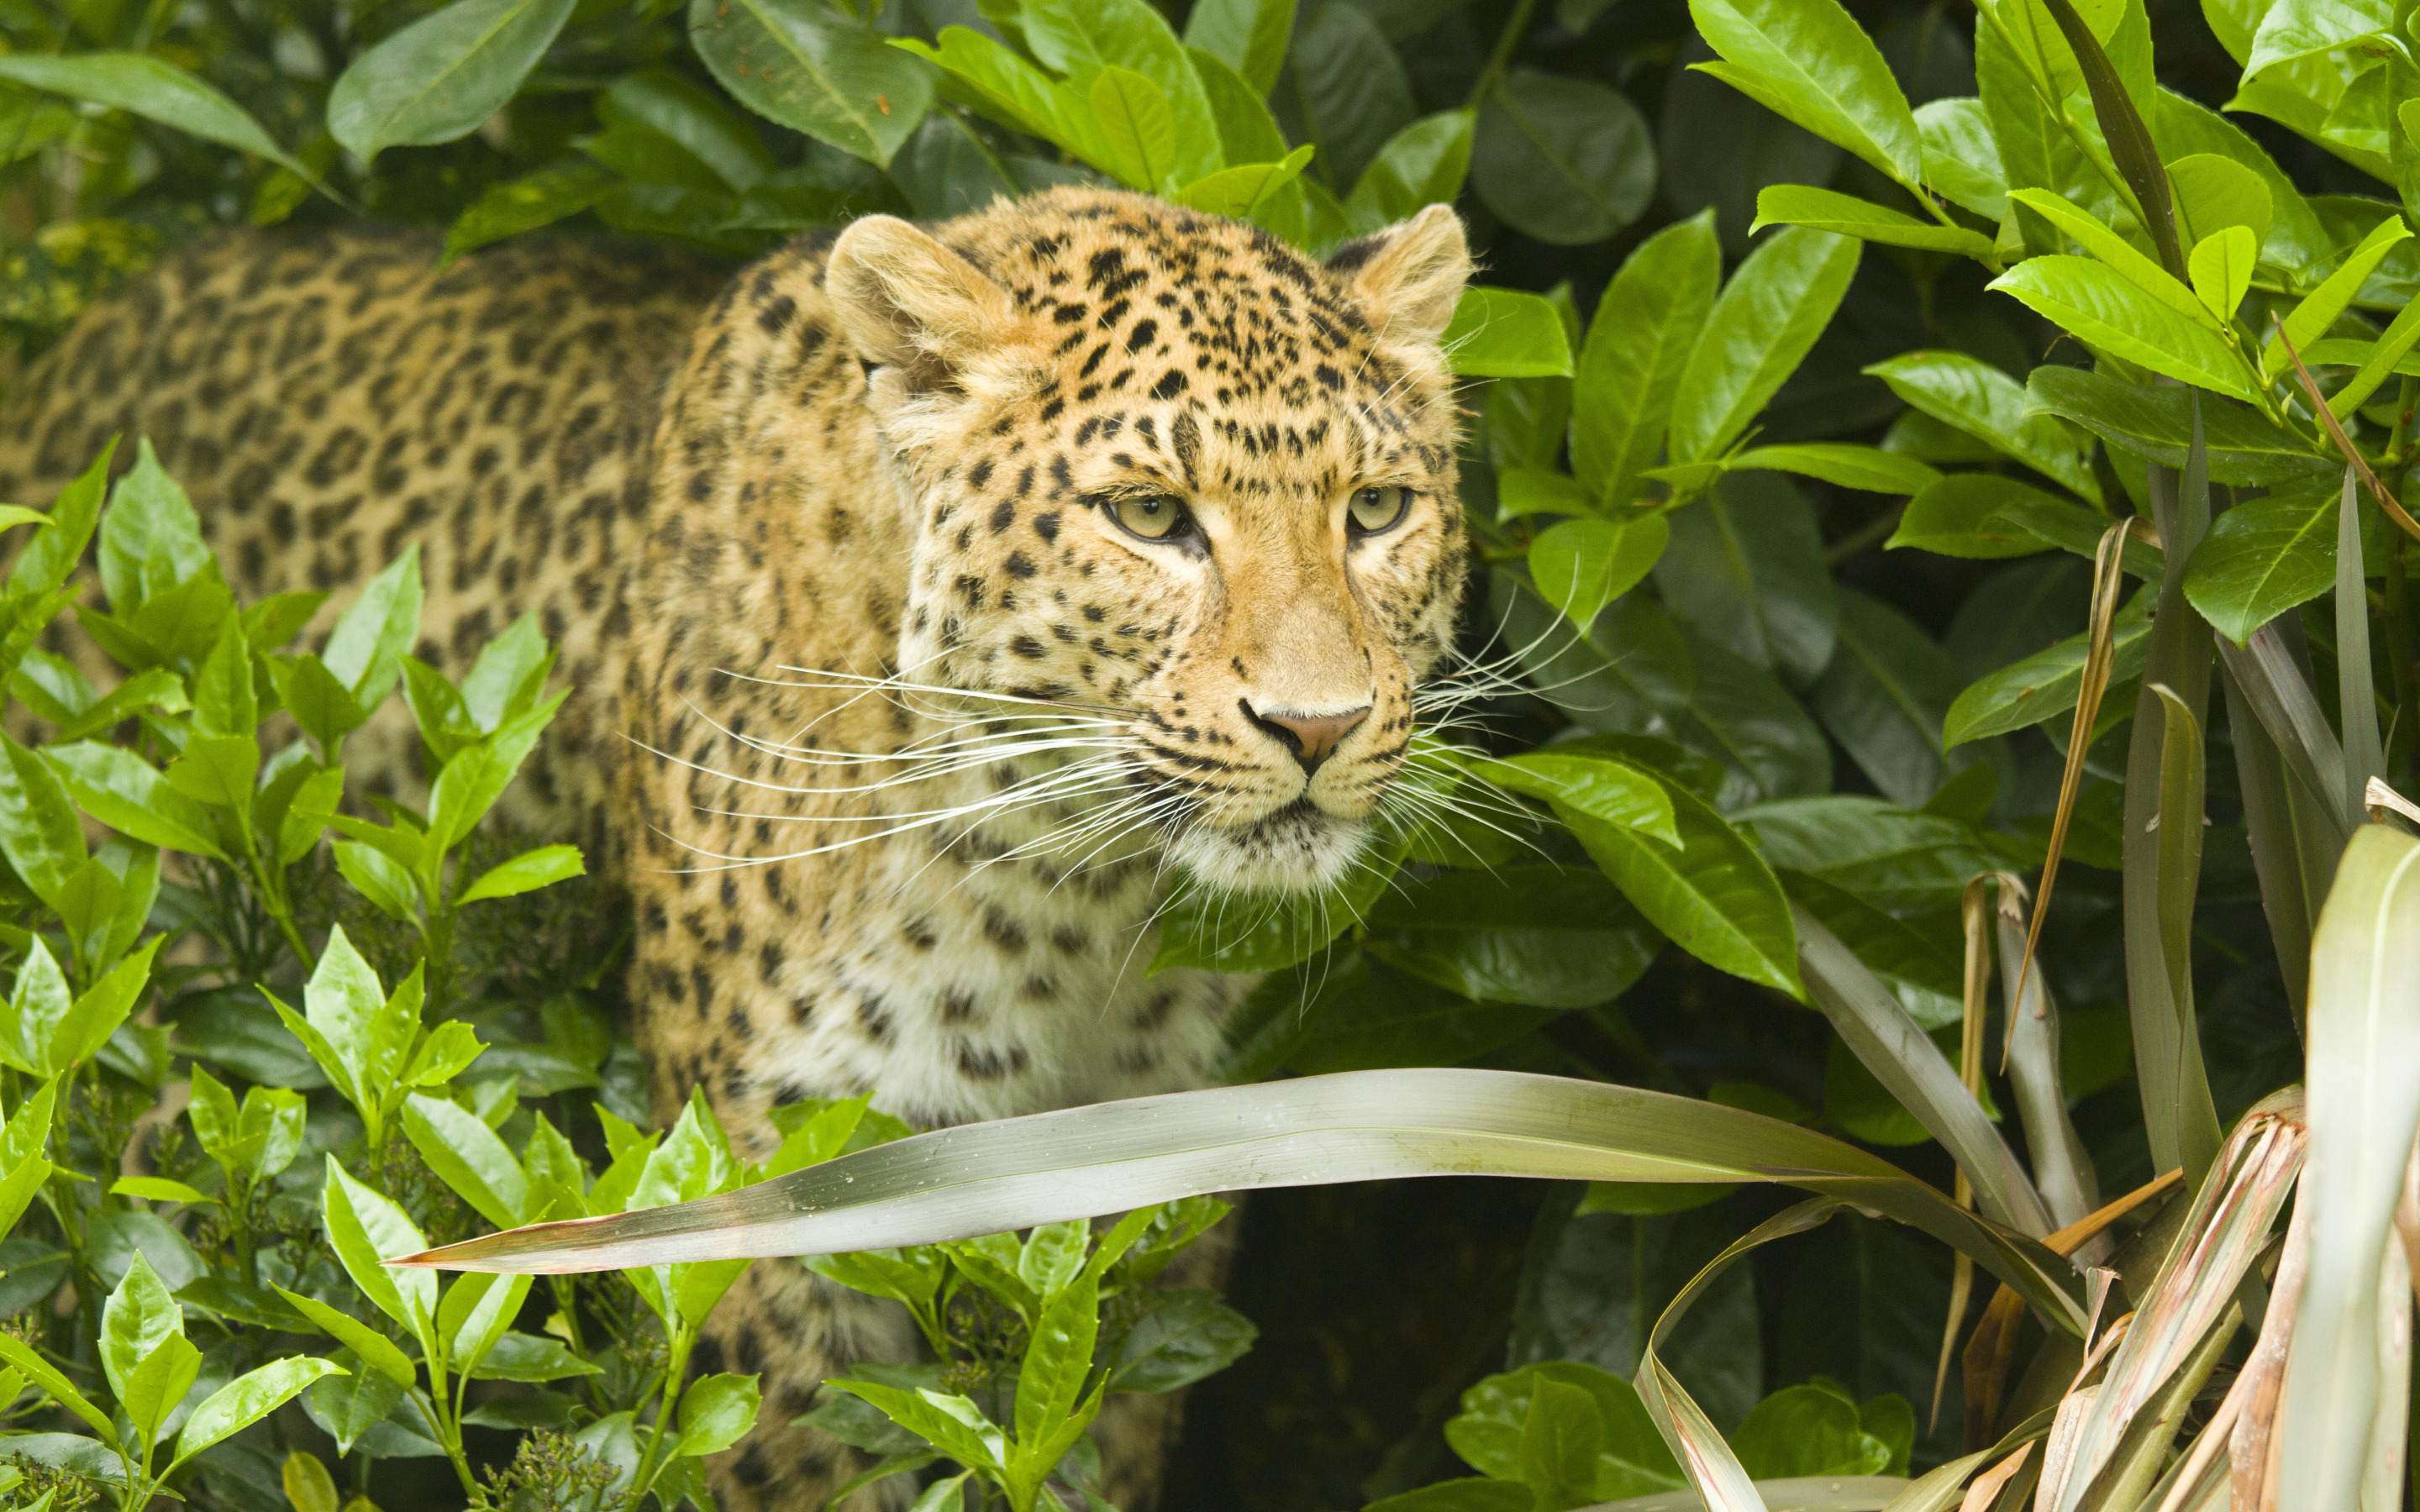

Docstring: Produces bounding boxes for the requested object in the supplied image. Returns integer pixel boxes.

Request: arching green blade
[391,1068,2082,1332]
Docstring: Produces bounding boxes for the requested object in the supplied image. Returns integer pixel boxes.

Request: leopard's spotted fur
[0,186,1472,1509]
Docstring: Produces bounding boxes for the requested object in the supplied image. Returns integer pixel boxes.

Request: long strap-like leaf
[392,1067,2085,1332]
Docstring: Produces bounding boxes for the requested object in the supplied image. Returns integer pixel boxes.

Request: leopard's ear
[1326,203,1470,346]
[827,215,1017,393]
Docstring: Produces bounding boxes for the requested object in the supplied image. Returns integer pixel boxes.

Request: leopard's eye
[1106,494,1192,542]
[1349,486,1410,535]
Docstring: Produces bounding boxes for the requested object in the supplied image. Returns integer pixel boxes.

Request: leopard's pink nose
[1242,701,1370,772]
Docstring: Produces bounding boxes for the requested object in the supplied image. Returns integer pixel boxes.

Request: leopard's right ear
[826,216,1018,396]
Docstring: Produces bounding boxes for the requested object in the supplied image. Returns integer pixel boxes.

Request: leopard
[0,185,1475,1509]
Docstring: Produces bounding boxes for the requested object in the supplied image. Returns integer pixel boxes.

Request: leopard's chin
[1164,798,1376,895]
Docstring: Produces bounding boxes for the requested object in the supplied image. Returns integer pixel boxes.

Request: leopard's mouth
[1150,785,1378,895]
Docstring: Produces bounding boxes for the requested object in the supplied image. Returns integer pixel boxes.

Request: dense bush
[4,0,2420,1505]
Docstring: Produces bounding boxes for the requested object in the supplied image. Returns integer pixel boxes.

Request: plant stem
[2385,377,2420,781]
[1465,0,1543,111]
[630,1326,694,1499]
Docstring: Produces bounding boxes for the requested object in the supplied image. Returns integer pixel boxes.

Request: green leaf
[1108,1289,1260,1393]
[1571,210,1721,509]
[457,843,586,904]
[1865,349,2097,498]
[0,1154,59,1236]
[2169,150,2275,247]
[2327,287,2420,419]
[47,742,224,858]
[1528,516,1668,628]
[427,698,561,855]
[0,732,87,902]
[1809,588,1984,806]
[1728,1383,1890,1475]
[695,0,933,165]
[2182,481,2342,643]
[2005,186,2207,323]
[274,1288,418,1388]
[0,1330,114,1437]
[1175,147,1315,218]
[2276,826,2420,1503]
[1497,469,1590,521]
[677,1373,761,1458]
[1942,598,2154,744]
[441,159,613,265]
[1013,1270,1102,1451]
[1670,228,1860,461]
[1274,1,1411,193]
[468,1331,602,1382]
[1346,111,1473,229]
[1027,0,1222,182]
[1749,184,1997,258]
[192,617,257,741]
[327,0,575,161]
[598,68,776,192]
[236,1084,308,1186]
[1470,70,1654,245]
[2189,223,2259,321]
[826,1380,1007,1473]
[1089,66,1180,190]
[51,939,161,1072]
[2262,213,2412,380]
[1916,97,2008,219]
[121,1332,203,1451]
[321,1158,436,1337]
[1654,473,1839,682]
[1364,1481,1536,1512]
[172,1358,347,1467]
[897,29,1088,153]
[1448,1362,1682,1498]
[101,438,212,614]
[1182,0,1294,96]
[101,1252,183,1404]
[1468,751,1680,848]
[379,1073,2086,1347]
[110,1176,209,1205]
[1887,474,2065,559]
[1726,443,1940,495]
[2025,365,2328,485]
[403,1093,529,1229]
[403,1019,485,1088]
[1441,288,1576,377]
[266,654,371,753]
[165,734,260,820]
[1564,777,1802,997]
[0,937,70,1076]
[334,838,418,921]
[1518,1378,1602,1512]
[11,440,113,598]
[0,54,306,174]
[438,1270,532,1379]
[321,547,422,708]
[1686,0,1923,185]
[1988,255,2259,399]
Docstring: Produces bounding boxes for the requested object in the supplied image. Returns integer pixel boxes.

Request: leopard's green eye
[1107,494,1192,541]
[1349,486,1410,535]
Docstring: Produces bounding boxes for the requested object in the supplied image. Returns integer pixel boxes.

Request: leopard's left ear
[828,215,1018,394]
[1326,204,1470,345]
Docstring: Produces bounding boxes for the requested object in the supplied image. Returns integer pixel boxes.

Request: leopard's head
[827,187,1470,894]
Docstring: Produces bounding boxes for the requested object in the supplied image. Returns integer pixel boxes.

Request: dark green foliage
[6,0,2418,1498]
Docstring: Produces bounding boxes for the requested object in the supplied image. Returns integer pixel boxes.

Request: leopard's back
[0,223,725,847]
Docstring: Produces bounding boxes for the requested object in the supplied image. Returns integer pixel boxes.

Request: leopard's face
[829,190,1470,894]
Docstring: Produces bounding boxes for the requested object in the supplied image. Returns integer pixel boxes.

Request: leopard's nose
[1240,700,1370,773]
